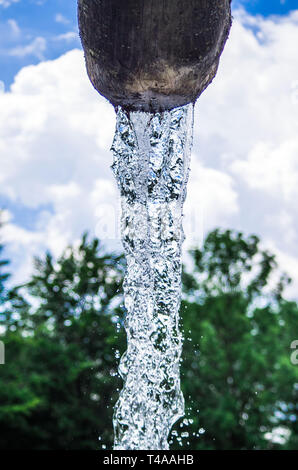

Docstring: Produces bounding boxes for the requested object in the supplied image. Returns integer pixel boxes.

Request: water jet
[78,0,232,450]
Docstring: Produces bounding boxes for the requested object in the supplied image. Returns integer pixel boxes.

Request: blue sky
[235,0,298,16]
[1,0,298,297]
[0,0,79,88]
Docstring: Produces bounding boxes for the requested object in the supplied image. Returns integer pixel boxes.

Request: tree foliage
[0,235,126,449]
[178,229,297,449]
[0,229,297,450]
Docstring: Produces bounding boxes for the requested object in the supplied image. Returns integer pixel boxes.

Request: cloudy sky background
[1,0,298,298]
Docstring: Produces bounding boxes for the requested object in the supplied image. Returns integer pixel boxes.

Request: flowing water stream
[111,104,194,450]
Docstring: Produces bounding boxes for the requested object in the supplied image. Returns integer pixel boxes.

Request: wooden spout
[78,0,232,112]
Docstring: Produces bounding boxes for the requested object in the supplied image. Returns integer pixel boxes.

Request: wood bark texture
[78,0,232,111]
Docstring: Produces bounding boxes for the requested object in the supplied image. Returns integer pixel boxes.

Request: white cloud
[184,160,238,248]
[7,19,21,37]
[53,32,79,43]
[0,49,117,281]
[190,9,298,295]
[0,0,19,7]
[0,18,22,51]
[231,140,298,203]
[55,13,70,25]
[9,36,47,60]
[1,10,298,298]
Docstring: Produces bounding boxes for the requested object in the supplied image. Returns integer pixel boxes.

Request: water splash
[111,104,194,450]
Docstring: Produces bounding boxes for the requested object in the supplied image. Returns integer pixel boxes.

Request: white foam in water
[111,104,194,450]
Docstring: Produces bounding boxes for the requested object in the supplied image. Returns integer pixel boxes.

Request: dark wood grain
[78,0,232,111]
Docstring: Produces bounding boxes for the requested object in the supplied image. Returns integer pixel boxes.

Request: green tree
[0,229,297,450]
[0,234,126,449]
[176,229,298,450]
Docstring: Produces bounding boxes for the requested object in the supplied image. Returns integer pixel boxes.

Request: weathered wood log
[78,0,232,112]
